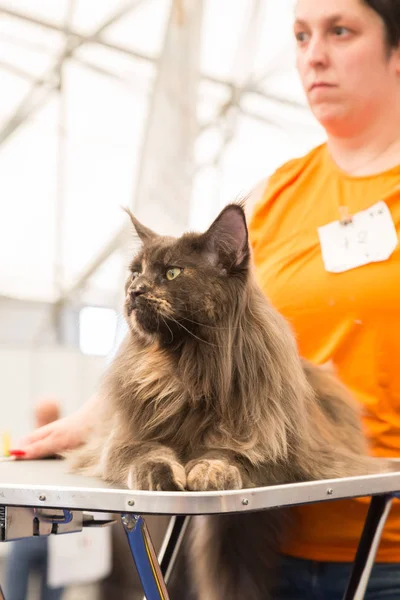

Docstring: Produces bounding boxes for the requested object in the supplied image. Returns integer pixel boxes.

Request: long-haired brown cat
[69,202,391,599]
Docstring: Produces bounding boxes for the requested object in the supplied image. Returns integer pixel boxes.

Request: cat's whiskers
[166,315,224,347]
[160,315,174,344]
[156,310,160,334]
[181,315,241,331]
[140,295,177,344]
[145,294,173,316]
[184,300,242,329]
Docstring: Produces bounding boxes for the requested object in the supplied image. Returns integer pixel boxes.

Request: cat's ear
[123,207,158,243]
[203,203,249,269]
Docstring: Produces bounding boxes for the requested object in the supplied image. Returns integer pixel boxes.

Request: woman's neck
[326,111,400,177]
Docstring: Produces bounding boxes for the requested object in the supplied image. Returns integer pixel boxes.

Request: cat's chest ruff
[127,345,181,400]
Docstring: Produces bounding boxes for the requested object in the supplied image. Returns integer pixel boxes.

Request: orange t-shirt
[248,143,400,562]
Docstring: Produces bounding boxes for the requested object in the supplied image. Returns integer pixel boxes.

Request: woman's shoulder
[270,143,326,184]
[247,143,326,220]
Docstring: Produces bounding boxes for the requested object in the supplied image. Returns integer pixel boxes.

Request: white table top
[0,459,399,515]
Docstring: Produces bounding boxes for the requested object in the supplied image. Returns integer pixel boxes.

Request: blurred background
[0,0,326,597]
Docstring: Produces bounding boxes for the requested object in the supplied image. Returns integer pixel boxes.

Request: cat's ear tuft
[204,203,250,269]
[122,207,158,243]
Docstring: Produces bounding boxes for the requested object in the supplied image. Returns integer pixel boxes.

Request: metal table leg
[121,513,170,600]
[159,516,190,584]
[123,498,394,600]
[342,494,393,600]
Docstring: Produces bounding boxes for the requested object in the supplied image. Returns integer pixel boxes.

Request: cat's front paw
[127,459,186,491]
[186,459,242,491]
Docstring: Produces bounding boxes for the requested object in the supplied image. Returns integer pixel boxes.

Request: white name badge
[318,201,398,273]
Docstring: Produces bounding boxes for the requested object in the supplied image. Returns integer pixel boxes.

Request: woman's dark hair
[363,0,400,47]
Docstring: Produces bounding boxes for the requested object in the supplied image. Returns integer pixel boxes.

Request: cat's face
[123,204,250,345]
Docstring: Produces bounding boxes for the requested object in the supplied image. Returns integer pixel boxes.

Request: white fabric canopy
[0,0,325,307]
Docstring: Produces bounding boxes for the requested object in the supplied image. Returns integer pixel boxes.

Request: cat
[69,202,392,599]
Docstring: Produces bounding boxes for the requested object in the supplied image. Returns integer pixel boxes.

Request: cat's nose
[130,286,147,300]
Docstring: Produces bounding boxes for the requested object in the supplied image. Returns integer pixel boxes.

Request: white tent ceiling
[0,0,326,310]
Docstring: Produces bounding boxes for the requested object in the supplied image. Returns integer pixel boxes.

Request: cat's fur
[69,203,391,599]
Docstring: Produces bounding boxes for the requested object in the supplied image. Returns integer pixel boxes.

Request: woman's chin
[310,102,351,133]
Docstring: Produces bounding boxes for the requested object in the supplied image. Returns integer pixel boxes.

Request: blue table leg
[121,514,169,600]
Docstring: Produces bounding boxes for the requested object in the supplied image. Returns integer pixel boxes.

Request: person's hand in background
[10,394,97,459]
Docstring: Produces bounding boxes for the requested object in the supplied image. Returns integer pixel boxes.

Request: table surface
[0,459,399,515]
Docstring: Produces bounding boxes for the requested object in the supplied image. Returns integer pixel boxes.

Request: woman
[15,0,400,598]
[249,0,400,597]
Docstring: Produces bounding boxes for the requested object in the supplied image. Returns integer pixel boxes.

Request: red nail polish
[9,450,26,457]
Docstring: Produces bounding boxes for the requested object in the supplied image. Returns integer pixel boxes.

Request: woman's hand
[11,405,95,460]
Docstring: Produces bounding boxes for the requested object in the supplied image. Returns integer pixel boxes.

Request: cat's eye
[131,271,140,280]
[166,267,183,281]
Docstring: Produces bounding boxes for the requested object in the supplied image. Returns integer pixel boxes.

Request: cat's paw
[127,459,186,491]
[186,459,242,491]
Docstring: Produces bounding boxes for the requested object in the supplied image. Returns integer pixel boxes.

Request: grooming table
[0,460,399,600]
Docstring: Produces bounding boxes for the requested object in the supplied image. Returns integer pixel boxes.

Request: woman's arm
[12,392,101,459]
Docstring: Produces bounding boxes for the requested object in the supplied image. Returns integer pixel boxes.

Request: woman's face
[294,0,400,136]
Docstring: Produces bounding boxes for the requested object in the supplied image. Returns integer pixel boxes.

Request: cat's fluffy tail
[189,510,290,600]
